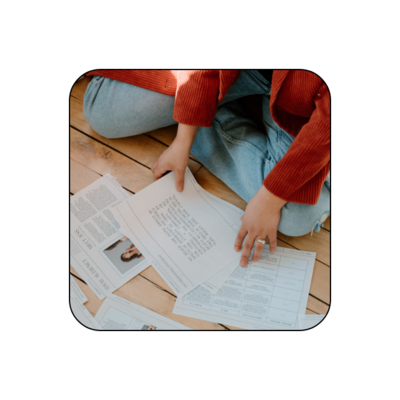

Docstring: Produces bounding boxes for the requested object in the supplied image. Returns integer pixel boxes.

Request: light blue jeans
[83,71,330,237]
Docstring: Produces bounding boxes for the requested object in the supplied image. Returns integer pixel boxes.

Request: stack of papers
[70,170,325,330]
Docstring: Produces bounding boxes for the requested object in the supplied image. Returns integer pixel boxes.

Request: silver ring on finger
[256,238,266,245]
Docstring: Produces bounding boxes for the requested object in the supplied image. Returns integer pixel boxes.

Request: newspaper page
[70,174,151,300]
[113,168,240,298]
[298,314,326,330]
[173,245,316,330]
[95,294,191,330]
[71,290,102,330]
[70,275,88,304]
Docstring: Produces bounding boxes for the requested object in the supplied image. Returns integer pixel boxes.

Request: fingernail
[234,245,240,251]
[178,186,183,192]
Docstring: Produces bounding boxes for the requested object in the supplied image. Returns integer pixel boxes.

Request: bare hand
[151,123,199,192]
[234,186,286,267]
[151,141,190,192]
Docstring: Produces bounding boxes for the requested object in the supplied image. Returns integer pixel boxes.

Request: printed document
[193,186,245,293]
[298,314,326,329]
[174,245,316,329]
[95,294,191,330]
[70,275,88,304]
[71,290,102,329]
[70,174,150,300]
[113,168,240,297]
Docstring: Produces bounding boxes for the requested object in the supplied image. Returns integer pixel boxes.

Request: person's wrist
[176,123,199,148]
[259,185,286,210]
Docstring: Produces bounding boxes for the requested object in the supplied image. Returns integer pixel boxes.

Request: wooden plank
[279,229,330,267]
[147,124,178,146]
[306,295,329,314]
[194,167,248,211]
[70,162,329,307]
[70,158,102,194]
[70,127,154,193]
[70,96,202,174]
[70,265,83,281]
[309,261,330,304]
[70,76,91,100]
[323,216,330,231]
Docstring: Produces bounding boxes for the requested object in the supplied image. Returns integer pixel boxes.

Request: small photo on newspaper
[101,235,145,278]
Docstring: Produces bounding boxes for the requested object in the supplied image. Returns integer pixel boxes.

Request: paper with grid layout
[173,245,316,330]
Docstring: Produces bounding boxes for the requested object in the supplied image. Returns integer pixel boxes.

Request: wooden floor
[70,76,331,330]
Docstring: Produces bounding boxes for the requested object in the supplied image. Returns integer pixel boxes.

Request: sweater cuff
[173,71,220,127]
[263,163,330,205]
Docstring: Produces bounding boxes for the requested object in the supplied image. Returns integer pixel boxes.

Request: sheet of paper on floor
[94,294,191,330]
[70,275,88,304]
[113,168,240,298]
[298,314,326,329]
[70,290,102,329]
[173,245,316,330]
[70,174,151,300]
[190,180,245,294]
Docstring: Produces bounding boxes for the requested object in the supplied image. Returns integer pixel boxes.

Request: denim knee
[278,184,330,237]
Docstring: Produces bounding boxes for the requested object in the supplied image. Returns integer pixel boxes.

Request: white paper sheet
[94,294,191,330]
[70,174,151,300]
[113,168,240,297]
[192,186,245,293]
[173,245,316,330]
[298,314,326,329]
[70,276,88,304]
[71,290,103,330]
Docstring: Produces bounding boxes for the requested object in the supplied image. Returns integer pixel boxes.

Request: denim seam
[213,119,269,161]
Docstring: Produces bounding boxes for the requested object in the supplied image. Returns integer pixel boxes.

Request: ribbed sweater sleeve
[173,70,221,127]
[263,82,330,205]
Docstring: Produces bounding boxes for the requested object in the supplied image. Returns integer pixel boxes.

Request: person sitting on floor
[83,70,330,267]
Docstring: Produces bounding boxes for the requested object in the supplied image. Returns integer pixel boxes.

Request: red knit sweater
[86,70,330,205]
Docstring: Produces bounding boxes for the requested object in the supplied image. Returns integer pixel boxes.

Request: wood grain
[323,216,330,231]
[70,127,154,193]
[70,76,91,101]
[147,124,178,146]
[70,96,202,174]
[279,229,330,266]
[194,167,248,211]
[306,295,329,314]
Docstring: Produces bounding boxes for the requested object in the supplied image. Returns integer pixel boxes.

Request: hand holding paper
[151,123,199,192]
[113,168,240,297]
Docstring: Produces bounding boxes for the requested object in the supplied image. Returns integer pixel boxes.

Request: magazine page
[174,246,316,330]
[70,290,103,330]
[70,174,151,300]
[113,168,240,298]
[70,275,88,304]
[95,294,191,330]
